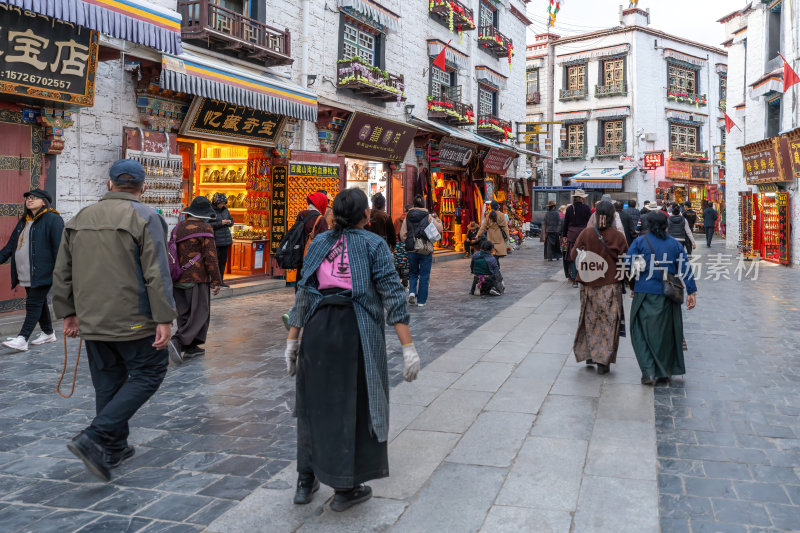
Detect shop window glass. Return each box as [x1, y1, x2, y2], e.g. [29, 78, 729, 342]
[568, 124, 585, 151]
[478, 86, 495, 115]
[527, 69, 539, 97]
[668, 64, 696, 95]
[568, 65, 585, 92]
[766, 98, 781, 138]
[604, 59, 624, 86]
[343, 23, 375, 65]
[670, 123, 698, 153]
[604, 120, 623, 149]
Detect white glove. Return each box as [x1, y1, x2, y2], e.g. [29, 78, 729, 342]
[285, 339, 300, 377]
[402, 344, 420, 382]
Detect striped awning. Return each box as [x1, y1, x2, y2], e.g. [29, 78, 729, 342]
[427, 39, 469, 69]
[570, 167, 635, 190]
[161, 51, 317, 122]
[337, 0, 399, 32]
[2, 0, 182, 54]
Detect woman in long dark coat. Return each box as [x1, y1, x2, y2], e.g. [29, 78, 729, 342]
[626, 211, 698, 385]
[542, 200, 562, 261]
[561, 190, 592, 286]
[285, 188, 420, 512]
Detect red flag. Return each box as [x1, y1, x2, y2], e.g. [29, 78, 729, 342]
[723, 112, 736, 134]
[433, 40, 451, 71]
[778, 52, 800, 92]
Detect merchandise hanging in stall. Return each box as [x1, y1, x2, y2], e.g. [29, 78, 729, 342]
[123, 129, 184, 224]
[428, 138, 476, 250]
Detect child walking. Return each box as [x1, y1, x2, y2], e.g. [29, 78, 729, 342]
[470, 240, 503, 296]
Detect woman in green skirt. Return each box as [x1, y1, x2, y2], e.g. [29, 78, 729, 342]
[626, 211, 697, 385]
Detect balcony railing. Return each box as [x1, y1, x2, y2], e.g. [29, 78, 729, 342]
[477, 114, 512, 140]
[478, 25, 512, 59]
[672, 149, 709, 162]
[428, 87, 474, 126]
[595, 144, 625, 157]
[527, 91, 541, 104]
[595, 83, 627, 97]
[178, 0, 291, 65]
[666, 90, 707, 106]
[559, 88, 586, 101]
[337, 57, 406, 102]
[558, 147, 586, 160]
[430, 0, 475, 32]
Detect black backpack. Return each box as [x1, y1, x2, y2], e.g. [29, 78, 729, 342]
[275, 214, 315, 270]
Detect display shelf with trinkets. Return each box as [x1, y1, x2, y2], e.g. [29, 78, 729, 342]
[760, 193, 781, 263]
[125, 151, 183, 222]
[245, 157, 272, 239]
[193, 142, 252, 224]
[738, 191, 755, 259]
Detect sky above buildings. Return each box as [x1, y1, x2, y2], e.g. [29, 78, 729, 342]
[525, 0, 746, 49]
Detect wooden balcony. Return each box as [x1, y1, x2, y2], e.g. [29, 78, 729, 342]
[595, 83, 627, 97]
[477, 114, 511, 140]
[428, 92, 474, 126]
[430, 0, 475, 32]
[595, 144, 625, 158]
[178, 0, 291, 66]
[527, 91, 541, 104]
[337, 57, 406, 102]
[478, 26, 512, 59]
[558, 147, 586, 160]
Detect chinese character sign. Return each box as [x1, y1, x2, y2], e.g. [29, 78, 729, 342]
[270, 164, 288, 254]
[740, 138, 785, 184]
[182, 98, 286, 147]
[0, 6, 98, 105]
[336, 112, 417, 161]
[643, 152, 664, 170]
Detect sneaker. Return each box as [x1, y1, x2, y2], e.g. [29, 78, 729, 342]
[408, 293, 417, 306]
[330, 484, 372, 512]
[168, 339, 184, 365]
[2, 336, 28, 352]
[104, 445, 135, 468]
[293, 476, 320, 505]
[29, 332, 57, 345]
[417, 303, 426, 308]
[184, 346, 206, 359]
[489, 288, 501, 296]
[67, 431, 111, 482]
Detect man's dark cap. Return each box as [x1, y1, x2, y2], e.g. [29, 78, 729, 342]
[109, 159, 146, 183]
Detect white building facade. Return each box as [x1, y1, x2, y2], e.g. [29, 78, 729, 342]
[720, 0, 800, 266]
[526, 32, 559, 187]
[547, 8, 727, 211]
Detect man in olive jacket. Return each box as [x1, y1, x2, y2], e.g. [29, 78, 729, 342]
[53, 159, 176, 482]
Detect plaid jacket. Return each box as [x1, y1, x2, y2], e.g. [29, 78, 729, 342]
[289, 228, 409, 442]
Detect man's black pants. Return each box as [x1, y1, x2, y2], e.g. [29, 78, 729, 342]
[705, 226, 714, 247]
[84, 336, 168, 452]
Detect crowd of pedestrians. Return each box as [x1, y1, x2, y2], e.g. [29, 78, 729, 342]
[0, 158, 712, 514]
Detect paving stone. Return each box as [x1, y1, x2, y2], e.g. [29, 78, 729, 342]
[701, 461, 752, 481]
[688, 521, 747, 533]
[0, 504, 52, 531]
[371, 429, 460, 500]
[75, 515, 152, 532]
[480, 506, 572, 532]
[447, 411, 535, 468]
[197, 475, 263, 500]
[510, 352, 566, 383]
[482, 341, 536, 364]
[485, 378, 550, 414]
[297, 497, 407, 532]
[660, 518, 690, 533]
[407, 388, 492, 433]
[154, 471, 224, 494]
[549, 365, 604, 397]
[711, 499, 772, 527]
[733, 481, 791, 504]
[392, 462, 506, 533]
[585, 434, 657, 481]
[683, 476, 736, 498]
[135, 494, 215, 522]
[45, 484, 120, 509]
[451, 362, 514, 392]
[658, 494, 714, 520]
[390, 371, 460, 406]
[387, 402, 424, 442]
[24, 509, 102, 532]
[765, 502, 800, 530]
[530, 394, 598, 440]
[572, 476, 659, 533]
[659, 474, 683, 495]
[91, 488, 162, 515]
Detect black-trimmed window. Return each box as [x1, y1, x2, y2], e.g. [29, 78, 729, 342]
[567, 64, 586, 92]
[478, 84, 498, 115]
[668, 64, 697, 95]
[567, 123, 585, 152]
[479, 1, 498, 29]
[719, 75, 727, 108]
[602, 120, 624, 150]
[430, 63, 457, 99]
[766, 96, 782, 138]
[603, 58, 624, 86]
[670, 123, 699, 153]
[338, 13, 385, 68]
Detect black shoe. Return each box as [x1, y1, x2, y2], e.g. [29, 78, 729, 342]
[597, 364, 610, 375]
[641, 376, 655, 385]
[572, 281, 579, 288]
[656, 377, 671, 384]
[67, 432, 111, 482]
[184, 346, 206, 359]
[330, 484, 372, 512]
[585, 358, 595, 365]
[293, 477, 320, 505]
[168, 339, 183, 365]
[220, 282, 230, 288]
[105, 445, 135, 468]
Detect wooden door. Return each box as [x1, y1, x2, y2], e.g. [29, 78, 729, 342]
[0, 107, 44, 313]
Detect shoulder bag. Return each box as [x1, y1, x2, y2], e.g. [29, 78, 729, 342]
[643, 235, 684, 305]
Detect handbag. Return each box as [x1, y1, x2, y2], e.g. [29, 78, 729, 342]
[424, 218, 442, 243]
[643, 235, 685, 305]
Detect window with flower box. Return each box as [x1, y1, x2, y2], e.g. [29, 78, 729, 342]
[527, 68, 540, 103]
[343, 23, 376, 65]
[596, 58, 626, 97]
[479, 85, 496, 116]
[431, 65, 453, 98]
[668, 64, 696, 95]
[560, 63, 586, 100]
[596, 120, 624, 157]
[479, 1, 498, 29]
[559, 123, 586, 159]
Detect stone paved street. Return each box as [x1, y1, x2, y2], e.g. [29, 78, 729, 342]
[1, 240, 799, 532]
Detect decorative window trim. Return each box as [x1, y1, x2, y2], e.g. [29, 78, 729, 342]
[557, 44, 630, 65]
[556, 110, 590, 122]
[475, 65, 508, 90]
[337, 0, 400, 32]
[427, 39, 470, 69]
[594, 106, 630, 120]
[663, 49, 706, 68]
[666, 108, 707, 124]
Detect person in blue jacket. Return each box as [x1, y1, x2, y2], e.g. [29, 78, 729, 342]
[626, 211, 697, 385]
[0, 189, 64, 352]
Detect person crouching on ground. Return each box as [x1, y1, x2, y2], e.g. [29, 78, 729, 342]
[470, 239, 503, 296]
[463, 221, 481, 258]
[168, 197, 222, 365]
[52, 159, 176, 482]
[0, 188, 64, 352]
[570, 201, 629, 375]
[285, 188, 420, 512]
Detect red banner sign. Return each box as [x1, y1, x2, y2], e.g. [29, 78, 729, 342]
[483, 148, 516, 175]
[644, 152, 664, 169]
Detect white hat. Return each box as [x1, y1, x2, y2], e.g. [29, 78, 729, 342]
[571, 189, 588, 198]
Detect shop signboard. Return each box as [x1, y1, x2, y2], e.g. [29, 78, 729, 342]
[289, 162, 340, 178]
[782, 129, 800, 180]
[690, 163, 710, 182]
[181, 97, 286, 147]
[0, 6, 99, 106]
[335, 112, 417, 161]
[438, 140, 474, 169]
[666, 160, 692, 181]
[739, 137, 787, 184]
[644, 151, 664, 169]
[270, 164, 288, 254]
[484, 148, 516, 175]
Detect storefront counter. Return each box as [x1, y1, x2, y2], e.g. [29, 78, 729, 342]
[230, 239, 269, 276]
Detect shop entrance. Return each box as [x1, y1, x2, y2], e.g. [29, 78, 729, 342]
[739, 190, 791, 265]
[345, 158, 388, 199]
